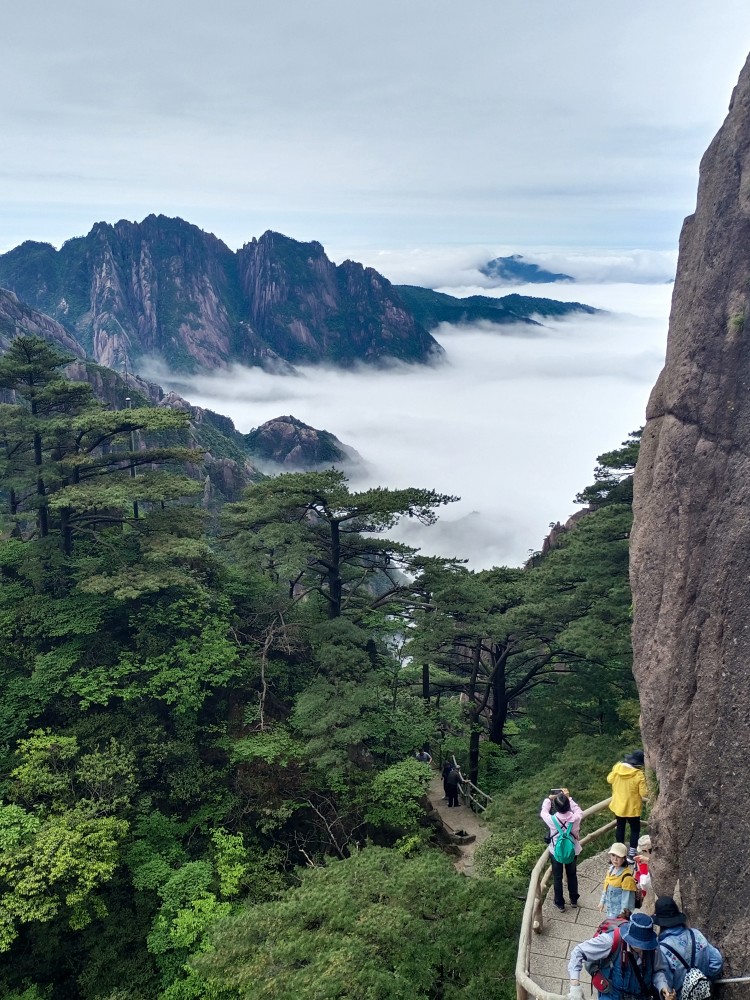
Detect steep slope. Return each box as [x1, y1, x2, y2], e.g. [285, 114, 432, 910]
[630, 52, 750, 969]
[237, 232, 439, 365]
[0, 289, 261, 499]
[0, 287, 86, 358]
[0, 217, 441, 373]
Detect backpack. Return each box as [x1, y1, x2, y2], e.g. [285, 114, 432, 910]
[661, 931, 713, 1000]
[551, 816, 576, 863]
[583, 917, 628, 977]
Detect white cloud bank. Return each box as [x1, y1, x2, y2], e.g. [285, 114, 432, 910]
[339, 247, 678, 290]
[156, 282, 671, 569]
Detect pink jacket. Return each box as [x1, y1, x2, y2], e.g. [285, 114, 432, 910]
[540, 797, 584, 857]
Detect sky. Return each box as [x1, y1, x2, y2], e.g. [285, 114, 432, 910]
[2, 2, 750, 254]
[2, 4, 749, 563]
[154, 281, 672, 568]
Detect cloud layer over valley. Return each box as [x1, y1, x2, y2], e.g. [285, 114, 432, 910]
[154, 282, 671, 568]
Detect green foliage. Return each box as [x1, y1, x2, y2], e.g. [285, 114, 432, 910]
[364, 758, 431, 833]
[0, 385, 645, 1000]
[0, 805, 127, 950]
[195, 848, 518, 1000]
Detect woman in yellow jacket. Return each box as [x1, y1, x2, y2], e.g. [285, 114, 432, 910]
[607, 749, 648, 862]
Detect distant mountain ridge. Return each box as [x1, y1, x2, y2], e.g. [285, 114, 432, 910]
[0, 216, 441, 374]
[395, 285, 597, 330]
[480, 254, 574, 284]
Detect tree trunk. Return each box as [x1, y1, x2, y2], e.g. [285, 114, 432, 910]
[469, 728, 480, 789]
[489, 644, 511, 745]
[328, 518, 342, 618]
[422, 661, 430, 704]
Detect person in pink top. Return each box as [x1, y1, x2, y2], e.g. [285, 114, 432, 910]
[540, 789, 584, 912]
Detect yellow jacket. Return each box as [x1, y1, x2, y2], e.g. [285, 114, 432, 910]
[607, 762, 648, 817]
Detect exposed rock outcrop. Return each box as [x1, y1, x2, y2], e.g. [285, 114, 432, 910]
[631, 53, 750, 973]
[0, 217, 441, 373]
[244, 414, 361, 471]
[0, 287, 86, 358]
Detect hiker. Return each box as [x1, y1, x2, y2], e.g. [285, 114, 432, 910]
[540, 790, 583, 912]
[445, 764, 462, 808]
[654, 896, 723, 995]
[569, 911, 670, 1000]
[600, 842, 638, 917]
[634, 835, 653, 912]
[415, 748, 432, 764]
[607, 749, 649, 862]
[441, 759, 453, 798]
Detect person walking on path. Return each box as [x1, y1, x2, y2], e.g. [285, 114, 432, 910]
[599, 842, 637, 917]
[608, 749, 649, 861]
[540, 790, 583, 912]
[445, 764, 462, 808]
[653, 896, 723, 995]
[568, 911, 670, 1000]
[441, 759, 453, 799]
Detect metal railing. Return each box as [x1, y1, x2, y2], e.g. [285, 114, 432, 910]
[515, 796, 617, 1000]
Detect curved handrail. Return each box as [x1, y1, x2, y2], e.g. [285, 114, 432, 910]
[450, 754, 493, 812]
[515, 796, 618, 1000]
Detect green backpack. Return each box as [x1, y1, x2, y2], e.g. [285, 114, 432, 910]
[551, 816, 576, 863]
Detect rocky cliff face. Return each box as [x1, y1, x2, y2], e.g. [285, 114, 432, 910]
[0, 287, 86, 358]
[631, 53, 750, 973]
[0, 217, 440, 373]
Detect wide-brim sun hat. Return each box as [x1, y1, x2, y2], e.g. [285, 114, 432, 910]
[653, 896, 688, 928]
[621, 912, 659, 950]
[608, 842, 628, 858]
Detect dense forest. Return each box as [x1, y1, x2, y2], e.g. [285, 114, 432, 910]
[0, 337, 641, 1000]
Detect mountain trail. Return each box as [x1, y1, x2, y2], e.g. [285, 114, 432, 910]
[427, 771, 491, 876]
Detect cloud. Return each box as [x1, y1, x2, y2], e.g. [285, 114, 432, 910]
[155, 281, 671, 568]
[342, 247, 678, 289]
[2, 2, 750, 251]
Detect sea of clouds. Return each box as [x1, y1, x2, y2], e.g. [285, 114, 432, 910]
[154, 264, 673, 570]
[335, 246, 678, 290]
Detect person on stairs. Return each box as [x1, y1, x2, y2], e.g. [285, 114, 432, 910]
[540, 790, 583, 912]
[569, 911, 670, 1000]
[607, 749, 649, 863]
[600, 842, 638, 917]
[654, 896, 723, 996]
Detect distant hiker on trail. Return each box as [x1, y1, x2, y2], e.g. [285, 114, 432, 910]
[415, 748, 432, 764]
[608, 749, 649, 861]
[600, 842, 637, 918]
[540, 789, 583, 913]
[441, 759, 453, 798]
[445, 764, 462, 808]
[568, 911, 670, 1000]
[653, 896, 723, 997]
